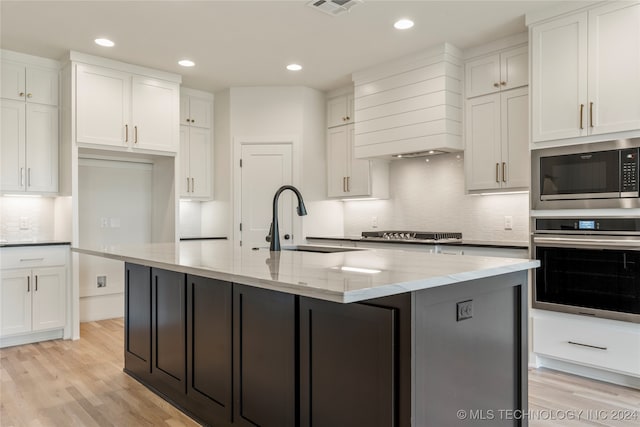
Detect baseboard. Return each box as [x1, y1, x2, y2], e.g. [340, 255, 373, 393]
[1, 329, 64, 348]
[80, 293, 124, 322]
[536, 355, 640, 389]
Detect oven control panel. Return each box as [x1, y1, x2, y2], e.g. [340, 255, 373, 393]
[621, 148, 639, 194]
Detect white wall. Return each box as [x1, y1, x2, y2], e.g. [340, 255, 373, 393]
[77, 158, 153, 321]
[343, 152, 529, 243]
[179, 200, 202, 238]
[203, 86, 344, 242]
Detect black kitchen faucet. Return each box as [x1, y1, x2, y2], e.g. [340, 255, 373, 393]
[266, 185, 307, 251]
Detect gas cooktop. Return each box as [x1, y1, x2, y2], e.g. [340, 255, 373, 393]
[361, 231, 463, 243]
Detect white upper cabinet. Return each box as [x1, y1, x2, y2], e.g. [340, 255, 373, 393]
[327, 124, 388, 199]
[587, 1, 640, 135]
[1, 52, 59, 194]
[465, 45, 528, 98]
[74, 58, 180, 153]
[180, 93, 212, 129]
[466, 87, 529, 191]
[179, 89, 213, 199]
[327, 94, 353, 128]
[76, 64, 131, 148]
[531, 1, 640, 143]
[1, 60, 58, 105]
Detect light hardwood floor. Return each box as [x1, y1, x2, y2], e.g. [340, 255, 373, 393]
[1, 318, 639, 426]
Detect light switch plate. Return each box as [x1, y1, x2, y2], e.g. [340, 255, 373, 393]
[504, 216, 513, 230]
[19, 217, 29, 230]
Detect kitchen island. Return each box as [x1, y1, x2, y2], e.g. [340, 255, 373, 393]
[75, 240, 539, 427]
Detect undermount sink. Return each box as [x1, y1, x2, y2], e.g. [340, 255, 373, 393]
[281, 245, 364, 253]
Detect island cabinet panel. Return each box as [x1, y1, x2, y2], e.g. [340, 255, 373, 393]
[185, 275, 232, 426]
[413, 272, 527, 427]
[150, 268, 186, 402]
[299, 297, 397, 427]
[124, 263, 152, 382]
[233, 284, 296, 427]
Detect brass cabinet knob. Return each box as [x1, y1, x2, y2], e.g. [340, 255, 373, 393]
[346, 116, 350, 120]
[500, 81, 506, 86]
[27, 93, 32, 98]
[19, 92, 25, 97]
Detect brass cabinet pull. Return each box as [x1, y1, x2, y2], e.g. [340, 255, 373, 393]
[125, 124, 129, 142]
[343, 177, 347, 192]
[134, 126, 138, 143]
[27, 276, 30, 292]
[589, 102, 594, 128]
[35, 275, 38, 291]
[186, 177, 190, 192]
[20, 167, 24, 186]
[502, 162, 507, 183]
[346, 176, 350, 192]
[579, 104, 584, 129]
[191, 177, 195, 192]
[27, 168, 31, 187]
[495, 163, 500, 183]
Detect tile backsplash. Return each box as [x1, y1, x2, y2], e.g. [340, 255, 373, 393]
[0, 196, 55, 242]
[343, 153, 530, 243]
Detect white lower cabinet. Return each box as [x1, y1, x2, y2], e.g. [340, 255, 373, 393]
[533, 312, 640, 378]
[0, 246, 68, 346]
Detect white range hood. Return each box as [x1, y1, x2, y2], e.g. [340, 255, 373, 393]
[352, 43, 463, 159]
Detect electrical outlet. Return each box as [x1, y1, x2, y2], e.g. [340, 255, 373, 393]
[97, 276, 107, 288]
[371, 216, 378, 228]
[504, 216, 513, 230]
[19, 217, 29, 230]
[110, 217, 121, 228]
[456, 300, 473, 321]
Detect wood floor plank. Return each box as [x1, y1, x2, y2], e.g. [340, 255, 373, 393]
[1, 318, 639, 426]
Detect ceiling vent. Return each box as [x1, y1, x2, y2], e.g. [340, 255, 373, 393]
[307, 0, 362, 16]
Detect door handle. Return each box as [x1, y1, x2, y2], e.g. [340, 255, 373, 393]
[191, 178, 194, 192]
[495, 163, 500, 183]
[502, 162, 506, 183]
[27, 168, 31, 187]
[134, 126, 138, 144]
[125, 124, 129, 142]
[27, 276, 30, 292]
[579, 104, 584, 129]
[35, 275, 38, 291]
[343, 177, 347, 192]
[589, 102, 594, 128]
[186, 177, 190, 192]
[20, 167, 24, 186]
[346, 176, 350, 192]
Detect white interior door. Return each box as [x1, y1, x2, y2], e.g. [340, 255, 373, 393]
[240, 144, 293, 248]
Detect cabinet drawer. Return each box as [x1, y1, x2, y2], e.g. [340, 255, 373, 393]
[1, 246, 68, 269]
[533, 315, 640, 376]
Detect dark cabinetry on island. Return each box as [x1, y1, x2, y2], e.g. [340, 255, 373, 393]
[124, 262, 527, 427]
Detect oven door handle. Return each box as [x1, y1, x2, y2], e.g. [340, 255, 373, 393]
[533, 236, 640, 250]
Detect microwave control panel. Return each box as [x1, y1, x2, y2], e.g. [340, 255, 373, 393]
[621, 148, 639, 193]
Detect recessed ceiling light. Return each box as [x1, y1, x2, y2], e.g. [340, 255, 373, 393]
[394, 19, 414, 30]
[286, 63, 302, 71]
[178, 59, 195, 67]
[94, 38, 115, 47]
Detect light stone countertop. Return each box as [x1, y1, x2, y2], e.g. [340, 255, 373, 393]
[73, 240, 539, 303]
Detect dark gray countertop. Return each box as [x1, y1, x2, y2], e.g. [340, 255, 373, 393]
[306, 236, 528, 250]
[0, 240, 72, 248]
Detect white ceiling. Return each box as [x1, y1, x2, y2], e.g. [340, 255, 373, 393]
[1, 1, 571, 93]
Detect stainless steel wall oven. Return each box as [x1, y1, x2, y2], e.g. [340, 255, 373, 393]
[533, 218, 640, 323]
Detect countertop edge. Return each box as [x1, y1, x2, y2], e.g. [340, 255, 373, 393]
[1, 241, 72, 248]
[73, 246, 539, 303]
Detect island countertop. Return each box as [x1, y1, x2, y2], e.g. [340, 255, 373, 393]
[73, 240, 539, 303]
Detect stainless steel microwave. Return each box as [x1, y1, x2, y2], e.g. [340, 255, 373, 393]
[532, 138, 640, 210]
